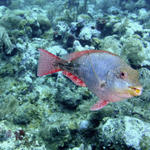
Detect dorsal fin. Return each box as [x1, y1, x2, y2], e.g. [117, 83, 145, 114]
[67, 50, 117, 61]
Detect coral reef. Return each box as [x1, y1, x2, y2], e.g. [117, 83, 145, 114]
[0, 0, 150, 149]
[99, 116, 150, 150]
[0, 0, 11, 6]
[0, 26, 14, 55]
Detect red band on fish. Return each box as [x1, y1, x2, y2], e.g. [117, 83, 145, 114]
[68, 50, 117, 61]
[90, 100, 109, 111]
[63, 71, 86, 87]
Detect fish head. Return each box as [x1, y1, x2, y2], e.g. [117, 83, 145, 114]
[107, 64, 142, 99]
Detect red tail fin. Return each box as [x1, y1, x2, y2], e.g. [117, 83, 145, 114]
[37, 49, 62, 76]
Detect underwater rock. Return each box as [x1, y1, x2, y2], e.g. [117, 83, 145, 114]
[140, 135, 150, 150]
[0, 120, 46, 149]
[121, 36, 146, 66]
[0, 6, 7, 18]
[99, 116, 150, 150]
[0, 26, 14, 55]
[100, 36, 122, 55]
[138, 8, 150, 22]
[53, 31, 63, 41]
[13, 103, 38, 125]
[0, 10, 23, 30]
[91, 38, 101, 49]
[79, 120, 90, 130]
[107, 6, 120, 15]
[121, 1, 136, 10]
[73, 39, 95, 51]
[46, 45, 67, 56]
[113, 18, 129, 35]
[96, 0, 120, 11]
[96, 17, 107, 31]
[66, 34, 75, 48]
[55, 75, 91, 110]
[79, 25, 100, 41]
[71, 144, 92, 150]
[0, 0, 11, 6]
[0, 0, 150, 149]
[53, 21, 70, 43]
[56, 21, 69, 34]
[96, 16, 114, 37]
[70, 22, 84, 37]
[39, 113, 72, 149]
[37, 15, 51, 32]
[125, 20, 144, 36]
[134, 68, 150, 118]
[121, 0, 147, 10]
[73, 40, 85, 51]
[0, 121, 15, 149]
[77, 14, 93, 23]
[135, 0, 147, 9]
[0, 8, 50, 38]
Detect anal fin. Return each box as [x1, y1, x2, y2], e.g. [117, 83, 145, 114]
[63, 71, 86, 87]
[90, 100, 109, 111]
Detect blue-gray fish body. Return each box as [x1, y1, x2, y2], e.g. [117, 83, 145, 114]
[37, 49, 142, 110]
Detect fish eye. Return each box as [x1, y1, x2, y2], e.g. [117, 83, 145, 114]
[120, 71, 127, 79]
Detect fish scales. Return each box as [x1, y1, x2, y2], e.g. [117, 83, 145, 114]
[71, 53, 123, 98]
[37, 49, 142, 111]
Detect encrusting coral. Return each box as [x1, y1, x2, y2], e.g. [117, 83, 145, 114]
[0, 0, 150, 149]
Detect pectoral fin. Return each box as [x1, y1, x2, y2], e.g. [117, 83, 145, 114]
[90, 100, 109, 111]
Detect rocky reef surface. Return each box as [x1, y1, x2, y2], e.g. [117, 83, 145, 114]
[0, 0, 150, 149]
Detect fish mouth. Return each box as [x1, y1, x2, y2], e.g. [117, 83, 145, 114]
[128, 86, 142, 96]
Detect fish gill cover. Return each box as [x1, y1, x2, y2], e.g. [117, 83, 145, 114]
[0, 0, 150, 150]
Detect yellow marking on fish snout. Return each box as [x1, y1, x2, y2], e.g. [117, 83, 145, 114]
[128, 86, 142, 96]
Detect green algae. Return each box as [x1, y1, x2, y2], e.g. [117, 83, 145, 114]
[40, 114, 72, 149]
[122, 36, 145, 66]
[98, 116, 150, 150]
[0, 1, 150, 149]
[100, 36, 122, 55]
[0, 9, 51, 39]
[92, 38, 102, 49]
[0, 51, 148, 149]
[0, 26, 14, 55]
[140, 136, 150, 150]
[13, 103, 40, 125]
[37, 16, 51, 32]
[0, 94, 18, 121]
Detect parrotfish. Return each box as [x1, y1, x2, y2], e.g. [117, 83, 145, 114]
[37, 49, 142, 111]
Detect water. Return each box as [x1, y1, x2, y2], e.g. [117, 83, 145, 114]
[0, 0, 150, 149]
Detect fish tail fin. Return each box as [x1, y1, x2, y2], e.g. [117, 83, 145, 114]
[37, 49, 64, 76]
[37, 49, 87, 87]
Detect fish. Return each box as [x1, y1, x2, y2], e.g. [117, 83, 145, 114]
[37, 49, 142, 111]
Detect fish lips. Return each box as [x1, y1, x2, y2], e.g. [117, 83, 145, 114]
[128, 86, 142, 96]
[114, 85, 142, 99]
